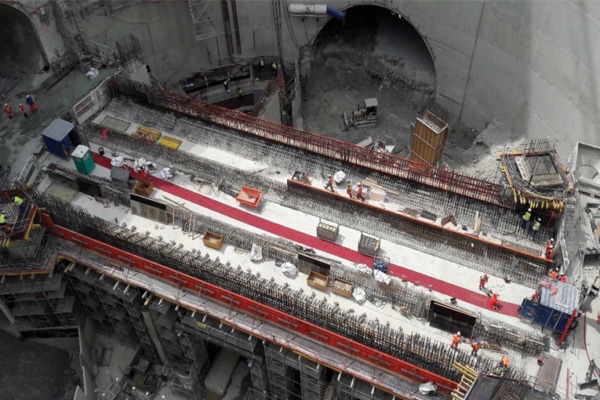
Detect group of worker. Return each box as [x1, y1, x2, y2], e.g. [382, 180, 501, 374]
[450, 331, 510, 369]
[4, 96, 37, 121]
[521, 208, 543, 240]
[0, 196, 25, 232]
[324, 175, 366, 201]
[478, 274, 501, 310]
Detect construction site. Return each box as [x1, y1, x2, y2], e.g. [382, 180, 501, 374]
[1, 1, 600, 400]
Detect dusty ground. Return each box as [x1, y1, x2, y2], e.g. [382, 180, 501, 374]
[299, 5, 519, 182]
[0, 330, 77, 400]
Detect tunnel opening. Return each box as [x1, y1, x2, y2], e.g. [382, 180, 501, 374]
[0, 4, 48, 94]
[300, 5, 437, 156]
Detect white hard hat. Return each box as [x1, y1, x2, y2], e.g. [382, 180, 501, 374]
[457, 331, 461, 336]
[528, 208, 532, 211]
[550, 238, 554, 242]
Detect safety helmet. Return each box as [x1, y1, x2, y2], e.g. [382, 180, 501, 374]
[528, 208, 531, 211]
[457, 331, 461, 336]
[550, 238, 554, 242]
[19, 103, 22, 106]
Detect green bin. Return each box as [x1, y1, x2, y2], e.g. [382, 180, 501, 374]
[71, 145, 96, 175]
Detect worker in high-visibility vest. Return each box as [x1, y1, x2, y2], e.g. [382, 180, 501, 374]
[324, 175, 334, 192]
[0, 211, 9, 232]
[479, 274, 489, 290]
[346, 181, 353, 198]
[450, 331, 461, 350]
[471, 339, 482, 357]
[13, 195, 24, 214]
[545, 238, 554, 254]
[489, 291, 499, 310]
[272, 62, 277, 75]
[545, 245, 555, 260]
[223, 79, 231, 93]
[357, 183, 365, 201]
[521, 208, 532, 229]
[259, 58, 265, 70]
[500, 354, 510, 368]
[531, 218, 542, 240]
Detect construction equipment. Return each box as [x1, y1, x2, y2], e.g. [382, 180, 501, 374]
[341, 98, 378, 131]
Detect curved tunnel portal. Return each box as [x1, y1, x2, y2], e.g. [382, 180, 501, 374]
[0, 4, 47, 93]
[300, 5, 437, 155]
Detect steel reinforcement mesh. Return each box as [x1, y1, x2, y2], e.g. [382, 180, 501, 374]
[34, 195, 538, 385]
[90, 99, 548, 289]
[107, 76, 511, 206]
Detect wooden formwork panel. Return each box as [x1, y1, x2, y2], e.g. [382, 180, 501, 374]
[410, 111, 449, 166]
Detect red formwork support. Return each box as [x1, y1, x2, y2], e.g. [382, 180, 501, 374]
[111, 78, 508, 208]
[44, 215, 457, 395]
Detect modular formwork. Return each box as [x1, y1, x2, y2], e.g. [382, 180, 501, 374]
[109, 77, 508, 207]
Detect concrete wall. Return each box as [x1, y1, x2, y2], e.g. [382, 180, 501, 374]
[27, 0, 600, 157]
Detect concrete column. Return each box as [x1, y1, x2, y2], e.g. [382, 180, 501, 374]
[141, 308, 168, 364]
[0, 297, 15, 324]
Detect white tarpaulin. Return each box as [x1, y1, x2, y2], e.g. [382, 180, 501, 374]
[86, 67, 99, 79]
[281, 262, 298, 278]
[110, 156, 125, 167]
[160, 167, 173, 180]
[352, 287, 366, 304]
[250, 244, 262, 261]
[374, 270, 391, 285]
[356, 263, 372, 275]
[333, 170, 346, 184]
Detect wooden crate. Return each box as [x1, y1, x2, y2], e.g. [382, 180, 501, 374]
[202, 231, 224, 250]
[331, 278, 353, 298]
[410, 110, 449, 166]
[133, 179, 153, 196]
[307, 270, 328, 291]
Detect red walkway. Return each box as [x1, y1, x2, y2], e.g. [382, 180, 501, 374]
[93, 153, 520, 317]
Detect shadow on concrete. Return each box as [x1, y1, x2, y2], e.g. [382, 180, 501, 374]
[0, 329, 74, 400]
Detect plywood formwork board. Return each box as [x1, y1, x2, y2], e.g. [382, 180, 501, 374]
[410, 111, 449, 166]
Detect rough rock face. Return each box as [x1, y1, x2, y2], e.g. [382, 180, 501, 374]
[299, 6, 437, 155]
[299, 5, 515, 180]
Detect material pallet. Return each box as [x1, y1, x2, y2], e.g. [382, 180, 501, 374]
[331, 278, 353, 298]
[133, 179, 153, 196]
[158, 136, 182, 150]
[236, 186, 263, 209]
[317, 221, 338, 242]
[203, 231, 224, 250]
[307, 271, 328, 291]
[358, 233, 379, 257]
